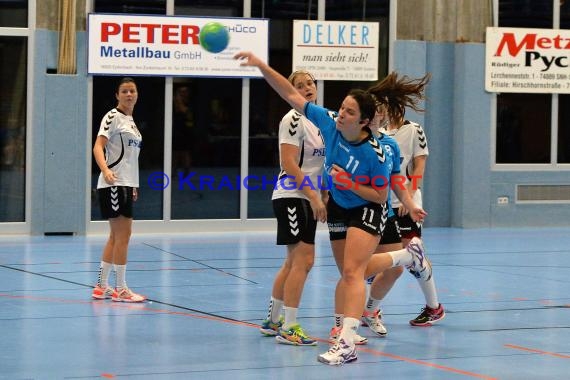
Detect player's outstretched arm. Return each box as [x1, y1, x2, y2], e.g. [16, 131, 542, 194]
[234, 51, 307, 114]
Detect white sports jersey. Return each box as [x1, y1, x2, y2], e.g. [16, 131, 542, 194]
[380, 120, 428, 208]
[96, 108, 142, 189]
[272, 109, 326, 200]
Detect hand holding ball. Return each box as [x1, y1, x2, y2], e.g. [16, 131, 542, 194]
[199, 22, 230, 53]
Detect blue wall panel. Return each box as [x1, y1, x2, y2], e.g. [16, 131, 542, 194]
[393, 41, 455, 227]
[451, 43, 492, 227]
[32, 30, 88, 234]
[28, 33, 569, 232]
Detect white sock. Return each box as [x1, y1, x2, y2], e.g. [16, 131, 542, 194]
[268, 297, 284, 323]
[97, 261, 113, 288]
[339, 317, 360, 345]
[114, 264, 127, 289]
[418, 277, 439, 309]
[282, 306, 298, 330]
[388, 248, 412, 267]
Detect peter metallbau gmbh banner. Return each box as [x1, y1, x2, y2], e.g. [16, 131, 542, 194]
[486, 27, 570, 94]
[88, 14, 268, 78]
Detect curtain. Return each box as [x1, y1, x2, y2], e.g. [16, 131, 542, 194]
[57, 0, 76, 74]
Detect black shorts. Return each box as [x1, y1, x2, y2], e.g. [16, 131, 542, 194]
[327, 196, 388, 241]
[379, 215, 402, 245]
[97, 186, 134, 219]
[394, 208, 422, 239]
[273, 198, 317, 245]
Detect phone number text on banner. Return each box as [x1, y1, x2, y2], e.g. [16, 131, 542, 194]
[88, 14, 268, 78]
[486, 27, 570, 94]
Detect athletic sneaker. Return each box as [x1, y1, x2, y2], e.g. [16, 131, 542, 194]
[112, 287, 146, 303]
[329, 326, 368, 345]
[275, 324, 317, 346]
[317, 338, 357, 366]
[406, 237, 432, 281]
[91, 285, 116, 300]
[361, 309, 387, 337]
[260, 316, 283, 336]
[410, 304, 445, 326]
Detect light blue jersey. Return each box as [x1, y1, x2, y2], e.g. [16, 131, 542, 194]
[377, 133, 401, 218]
[304, 102, 390, 209]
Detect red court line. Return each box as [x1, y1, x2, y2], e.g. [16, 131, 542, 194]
[0, 293, 496, 378]
[0, 293, 94, 305]
[354, 345, 498, 379]
[505, 344, 570, 359]
[0, 293, 258, 328]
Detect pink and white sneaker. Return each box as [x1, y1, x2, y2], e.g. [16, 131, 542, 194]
[112, 287, 146, 303]
[92, 285, 117, 300]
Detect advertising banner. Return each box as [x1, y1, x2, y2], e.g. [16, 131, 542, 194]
[292, 20, 380, 81]
[486, 27, 570, 93]
[88, 14, 268, 77]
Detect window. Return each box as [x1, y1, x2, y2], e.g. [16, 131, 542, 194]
[0, 0, 28, 223]
[496, 94, 551, 163]
[93, 0, 166, 14]
[324, 0, 390, 113]
[0, 37, 27, 222]
[91, 76, 166, 221]
[558, 1, 570, 163]
[171, 1, 243, 219]
[0, 0, 27, 27]
[170, 78, 243, 219]
[91, 1, 166, 221]
[559, 94, 570, 163]
[91, 0, 245, 221]
[249, 1, 306, 218]
[499, 0, 553, 28]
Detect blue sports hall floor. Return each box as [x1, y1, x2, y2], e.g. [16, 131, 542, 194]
[1, 227, 569, 379]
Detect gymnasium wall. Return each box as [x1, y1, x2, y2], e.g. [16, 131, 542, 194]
[29, 31, 570, 233]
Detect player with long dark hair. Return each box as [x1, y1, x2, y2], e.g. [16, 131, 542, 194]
[363, 72, 444, 332]
[235, 52, 431, 366]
